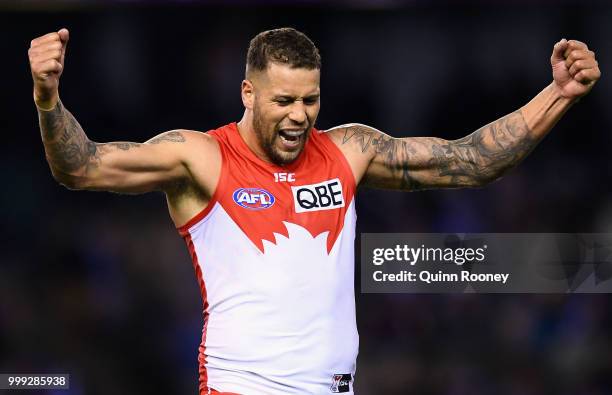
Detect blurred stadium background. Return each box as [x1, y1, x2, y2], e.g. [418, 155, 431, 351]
[1, 0, 611, 394]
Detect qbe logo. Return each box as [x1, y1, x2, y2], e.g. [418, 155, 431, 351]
[291, 178, 345, 213]
[330, 373, 352, 393]
[232, 188, 275, 210]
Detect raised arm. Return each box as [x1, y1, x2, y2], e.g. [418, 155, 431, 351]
[30, 29, 216, 194]
[329, 39, 600, 190]
[38, 100, 199, 192]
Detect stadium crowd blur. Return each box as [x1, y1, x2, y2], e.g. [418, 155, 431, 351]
[1, 1, 611, 394]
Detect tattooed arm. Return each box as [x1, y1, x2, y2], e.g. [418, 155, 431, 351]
[30, 29, 217, 195]
[328, 39, 600, 190]
[332, 105, 548, 190]
[38, 100, 205, 193]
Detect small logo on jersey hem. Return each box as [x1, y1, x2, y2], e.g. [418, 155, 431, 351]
[330, 373, 352, 393]
[232, 188, 275, 210]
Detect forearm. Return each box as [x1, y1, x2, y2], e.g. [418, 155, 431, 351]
[444, 83, 575, 185]
[38, 99, 96, 182]
[361, 39, 598, 191]
[520, 82, 576, 139]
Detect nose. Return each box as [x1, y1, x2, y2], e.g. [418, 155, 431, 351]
[288, 102, 307, 124]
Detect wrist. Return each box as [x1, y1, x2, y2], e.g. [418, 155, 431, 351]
[34, 90, 60, 112]
[520, 82, 576, 137]
[549, 81, 580, 105]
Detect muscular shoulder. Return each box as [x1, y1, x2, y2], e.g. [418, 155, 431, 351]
[322, 123, 389, 184]
[164, 129, 222, 223]
[156, 128, 220, 189]
[159, 129, 220, 164]
[324, 123, 390, 157]
[164, 129, 218, 150]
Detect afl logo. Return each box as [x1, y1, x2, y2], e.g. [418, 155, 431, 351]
[233, 188, 276, 210]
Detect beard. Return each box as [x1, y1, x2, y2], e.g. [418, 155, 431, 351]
[252, 103, 313, 166]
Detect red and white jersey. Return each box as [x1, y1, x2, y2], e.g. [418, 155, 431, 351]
[178, 123, 359, 395]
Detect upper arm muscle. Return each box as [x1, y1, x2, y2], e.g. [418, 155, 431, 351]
[326, 124, 430, 190]
[327, 124, 479, 191]
[74, 130, 205, 194]
[328, 111, 533, 191]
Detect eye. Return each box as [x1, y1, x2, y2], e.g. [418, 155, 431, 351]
[274, 96, 293, 106]
[303, 96, 319, 105]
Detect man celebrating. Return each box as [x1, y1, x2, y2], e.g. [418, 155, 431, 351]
[29, 27, 599, 394]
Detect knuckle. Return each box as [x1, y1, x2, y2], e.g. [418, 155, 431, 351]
[45, 42, 59, 51]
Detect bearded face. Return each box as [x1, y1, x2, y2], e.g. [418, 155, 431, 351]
[245, 63, 321, 166]
[252, 99, 314, 165]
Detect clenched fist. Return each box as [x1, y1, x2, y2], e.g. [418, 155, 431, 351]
[29, 28, 69, 110]
[551, 39, 600, 100]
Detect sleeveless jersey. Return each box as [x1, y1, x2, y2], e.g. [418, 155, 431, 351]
[177, 123, 359, 395]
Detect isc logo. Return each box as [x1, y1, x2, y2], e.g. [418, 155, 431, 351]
[232, 188, 275, 210]
[291, 178, 345, 213]
[274, 172, 295, 182]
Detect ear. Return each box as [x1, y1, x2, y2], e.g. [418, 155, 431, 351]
[241, 79, 254, 110]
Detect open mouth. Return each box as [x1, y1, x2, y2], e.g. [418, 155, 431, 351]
[278, 129, 305, 148]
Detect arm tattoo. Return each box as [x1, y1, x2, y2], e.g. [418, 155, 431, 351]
[341, 125, 424, 190]
[39, 101, 186, 178]
[148, 131, 186, 144]
[340, 111, 533, 190]
[107, 142, 141, 150]
[39, 101, 97, 173]
[429, 111, 534, 186]
[341, 127, 375, 153]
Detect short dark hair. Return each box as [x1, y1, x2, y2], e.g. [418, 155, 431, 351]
[246, 27, 321, 74]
